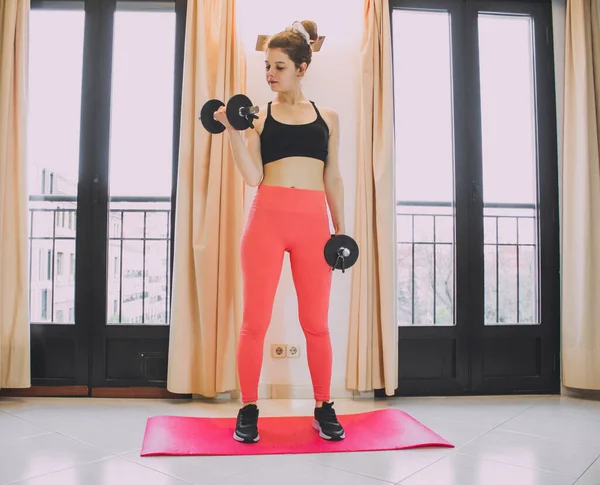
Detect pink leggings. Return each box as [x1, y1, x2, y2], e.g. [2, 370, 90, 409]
[237, 184, 333, 403]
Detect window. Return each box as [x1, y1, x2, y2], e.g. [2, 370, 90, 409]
[70, 253, 75, 278]
[41, 289, 48, 320]
[393, 5, 550, 328]
[390, 0, 559, 395]
[478, 14, 538, 325]
[28, 8, 83, 325]
[38, 249, 43, 281]
[106, 4, 175, 325]
[57, 252, 64, 275]
[26, 0, 183, 388]
[393, 10, 455, 326]
[47, 250, 52, 280]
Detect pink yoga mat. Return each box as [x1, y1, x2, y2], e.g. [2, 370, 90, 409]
[141, 408, 453, 456]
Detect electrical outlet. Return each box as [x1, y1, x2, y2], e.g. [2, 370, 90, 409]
[271, 344, 287, 358]
[287, 345, 300, 358]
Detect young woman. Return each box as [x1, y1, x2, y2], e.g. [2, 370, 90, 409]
[213, 20, 346, 444]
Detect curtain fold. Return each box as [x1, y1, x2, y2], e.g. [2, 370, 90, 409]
[0, 0, 31, 390]
[167, 0, 246, 396]
[346, 0, 398, 396]
[561, 0, 600, 390]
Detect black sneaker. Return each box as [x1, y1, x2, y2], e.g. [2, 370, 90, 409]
[233, 404, 260, 443]
[313, 401, 345, 441]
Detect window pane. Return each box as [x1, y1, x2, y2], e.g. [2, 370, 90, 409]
[108, 8, 175, 197]
[107, 6, 175, 325]
[393, 10, 455, 326]
[28, 9, 84, 325]
[478, 14, 539, 325]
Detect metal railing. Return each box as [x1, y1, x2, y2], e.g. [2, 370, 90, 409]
[28, 195, 171, 325]
[396, 201, 538, 326]
[28, 196, 537, 327]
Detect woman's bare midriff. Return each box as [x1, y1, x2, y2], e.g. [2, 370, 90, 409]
[261, 157, 325, 191]
[252, 102, 328, 191]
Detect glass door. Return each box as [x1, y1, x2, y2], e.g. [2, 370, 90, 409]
[389, 0, 560, 396]
[392, 1, 471, 394]
[467, 0, 560, 394]
[27, 2, 88, 391]
[26, 0, 186, 395]
[89, 0, 181, 392]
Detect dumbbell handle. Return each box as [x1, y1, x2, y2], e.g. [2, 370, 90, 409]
[238, 105, 260, 129]
[239, 105, 260, 117]
[338, 247, 351, 258]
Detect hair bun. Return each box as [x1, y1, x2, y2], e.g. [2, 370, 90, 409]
[300, 20, 318, 42]
[286, 20, 318, 44]
[286, 22, 310, 45]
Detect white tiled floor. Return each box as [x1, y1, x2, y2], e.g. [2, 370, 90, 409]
[0, 395, 599, 484]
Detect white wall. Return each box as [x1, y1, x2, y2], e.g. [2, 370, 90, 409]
[232, 0, 568, 400]
[236, 0, 365, 398]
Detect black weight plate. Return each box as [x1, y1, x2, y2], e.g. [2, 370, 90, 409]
[200, 99, 226, 134]
[324, 234, 359, 271]
[227, 94, 253, 131]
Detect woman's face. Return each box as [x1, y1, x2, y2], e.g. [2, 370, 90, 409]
[264, 48, 306, 92]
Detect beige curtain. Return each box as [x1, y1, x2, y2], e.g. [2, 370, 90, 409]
[346, 0, 398, 396]
[561, 0, 600, 391]
[167, 0, 246, 396]
[0, 0, 30, 389]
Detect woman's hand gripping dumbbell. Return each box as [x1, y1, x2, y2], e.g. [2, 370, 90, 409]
[199, 94, 260, 134]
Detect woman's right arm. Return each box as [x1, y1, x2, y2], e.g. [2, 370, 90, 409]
[213, 105, 264, 187]
[227, 128, 264, 187]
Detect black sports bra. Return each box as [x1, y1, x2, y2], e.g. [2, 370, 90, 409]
[260, 101, 329, 165]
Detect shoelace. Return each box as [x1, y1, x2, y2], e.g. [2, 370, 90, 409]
[319, 405, 338, 422]
[239, 407, 257, 426]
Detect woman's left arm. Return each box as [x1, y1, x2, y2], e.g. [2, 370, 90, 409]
[323, 110, 345, 235]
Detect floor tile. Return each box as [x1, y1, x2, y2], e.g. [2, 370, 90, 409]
[0, 432, 111, 484]
[459, 428, 600, 477]
[305, 448, 449, 483]
[0, 412, 52, 444]
[399, 453, 577, 485]
[527, 397, 600, 423]
[576, 457, 600, 485]
[7, 456, 192, 485]
[122, 451, 311, 483]
[217, 458, 394, 485]
[389, 395, 547, 428]
[498, 406, 600, 444]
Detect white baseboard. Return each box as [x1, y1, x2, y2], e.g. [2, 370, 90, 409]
[256, 384, 369, 400]
[352, 390, 375, 399]
[192, 384, 269, 402]
[192, 386, 374, 401]
[269, 384, 354, 399]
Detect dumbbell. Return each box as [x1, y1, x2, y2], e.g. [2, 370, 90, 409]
[199, 94, 260, 134]
[324, 234, 359, 273]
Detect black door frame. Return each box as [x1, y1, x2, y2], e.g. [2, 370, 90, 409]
[26, 0, 187, 394]
[84, 0, 186, 390]
[466, 0, 560, 394]
[382, 0, 560, 397]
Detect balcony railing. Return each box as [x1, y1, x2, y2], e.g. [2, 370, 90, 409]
[28, 195, 171, 325]
[28, 196, 537, 328]
[396, 201, 538, 326]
